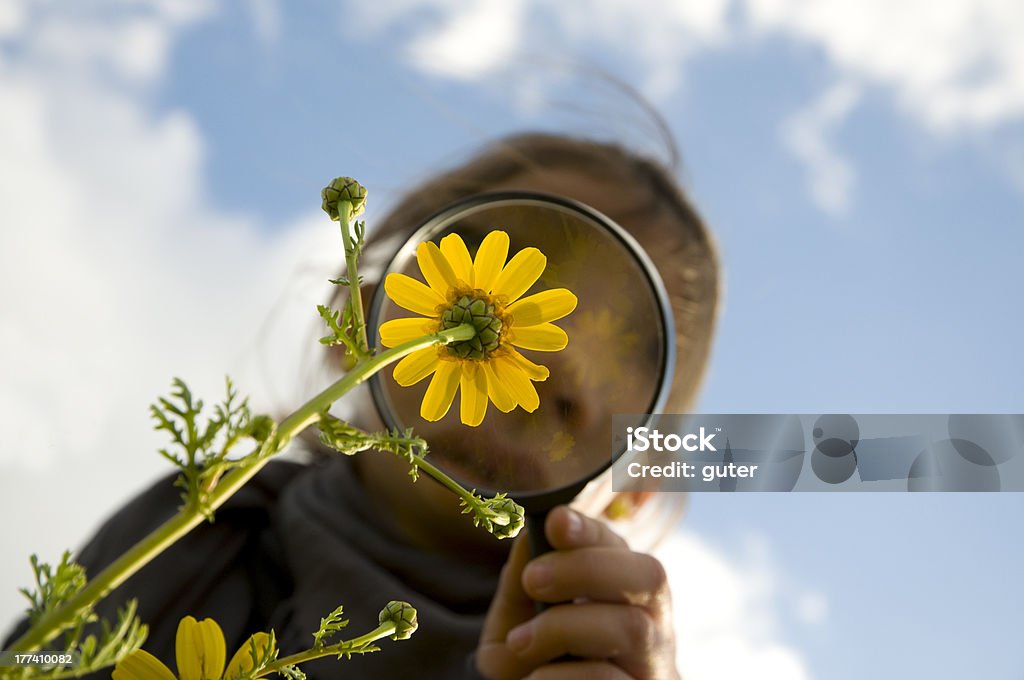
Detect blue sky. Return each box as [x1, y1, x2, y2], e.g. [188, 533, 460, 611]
[1, 1, 1022, 677]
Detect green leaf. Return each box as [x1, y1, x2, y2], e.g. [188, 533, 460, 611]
[312, 605, 348, 649]
[149, 377, 274, 515]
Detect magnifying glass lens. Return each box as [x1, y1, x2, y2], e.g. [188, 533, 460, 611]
[369, 193, 674, 503]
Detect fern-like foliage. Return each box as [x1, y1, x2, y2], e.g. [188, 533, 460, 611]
[223, 631, 278, 680]
[150, 377, 274, 517]
[56, 601, 147, 679]
[315, 304, 358, 357]
[6, 555, 147, 680]
[18, 553, 85, 628]
[319, 217, 369, 364]
[318, 416, 427, 481]
[311, 605, 348, 649]
[316, 416, 523, 538]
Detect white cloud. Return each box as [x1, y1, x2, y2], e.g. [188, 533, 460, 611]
[347, 0, 732, 98]
[346, 0, 1024, 215]
[751, 0, 1024, 214]
[654, 530, 815, 680]
[0, 0, 27, 37]
[349, 0, 1024, 133]
[746, 0, 1024, 132]
[17, 1, 214, 85]
[781, 81, 861, 216]
[406, 0, 527, 81]
[0, 1, 341, 627]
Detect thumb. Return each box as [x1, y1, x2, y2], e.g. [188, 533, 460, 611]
[476, 531, 536, 678]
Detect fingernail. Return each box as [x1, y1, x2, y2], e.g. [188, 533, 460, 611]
[564, 507, 583, 542]
[506, 621, 533, 652]
[525, 562, 552, 591]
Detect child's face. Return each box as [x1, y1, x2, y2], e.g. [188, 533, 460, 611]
[374, 167, 691, 496]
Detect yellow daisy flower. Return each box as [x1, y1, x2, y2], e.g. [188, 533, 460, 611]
[380, 230, 577, 427]
[112, 615, 274, 680]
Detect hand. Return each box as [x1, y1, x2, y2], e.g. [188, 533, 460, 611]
[476, 506, 680, 679]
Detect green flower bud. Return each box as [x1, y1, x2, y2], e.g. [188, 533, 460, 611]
[378, 600, 418, 641]
[321, 177, 367, 221]
[487, 495, 525, 540]
[441, 295, 504, 360]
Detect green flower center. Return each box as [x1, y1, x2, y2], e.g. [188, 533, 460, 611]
[441, 295, 504, 360]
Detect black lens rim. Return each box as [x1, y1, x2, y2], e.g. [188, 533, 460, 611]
[366, 190, 676, 511]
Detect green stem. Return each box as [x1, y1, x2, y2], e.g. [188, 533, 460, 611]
[407, 451, 508, 526]
[8, 324, 476, 654]
[337, 202, 369, 356]
[259, 623, 396, 677]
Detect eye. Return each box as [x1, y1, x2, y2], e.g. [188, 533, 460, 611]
[555, 396, 584, 428]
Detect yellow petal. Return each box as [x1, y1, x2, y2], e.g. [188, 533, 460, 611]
[508, 323, 568, 351]
[384, 273, 445, 317]
[176, 616, 226, 680]
[224, 632, 275, 680]
[393, 347, 440, 386]
[421, 360, 461, 421]
[459, 362, 489, 426]
[472, 230, 510, 292]
[379, 317, 435, 348]
[416, 241, 458, 295]
[508, 350, 551, 381]
[483, 361, 517, 413]
[508, 288, 578, 326]
[440, 233, 474, 285]
[491, 247, 546, 302]
[112, 650, 177, 680]
[493, 356, 540, 412]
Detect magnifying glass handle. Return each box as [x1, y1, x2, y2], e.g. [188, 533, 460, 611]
[525, 511, 580, 664]
[526, 510, 555, 560]
[525, 511, 559, 616]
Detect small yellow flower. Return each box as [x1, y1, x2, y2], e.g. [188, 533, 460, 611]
[112, 615, 274, 680]
[380, 230, 577, 426]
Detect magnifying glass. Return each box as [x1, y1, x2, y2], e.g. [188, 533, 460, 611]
[367, 191, 675, 556]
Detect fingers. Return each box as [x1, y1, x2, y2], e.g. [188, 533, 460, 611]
[481, 534, 534, 642]
[505, 602, 665, 677]
[533, 507, 668, 608]
[523, 546, 669, 607]
[525, 660, 632, 680]
[477, 536, 537, 679]
[477, 507, 679, 680]
[545, 506, 628, 551]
